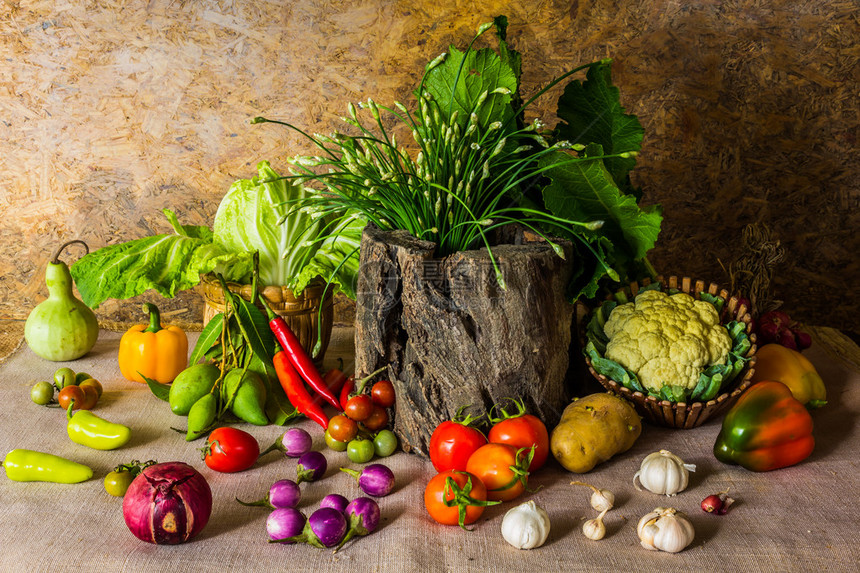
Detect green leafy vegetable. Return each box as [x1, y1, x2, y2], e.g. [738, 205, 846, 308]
[70, 209, 215, 308]
[70, 162, 361, 308]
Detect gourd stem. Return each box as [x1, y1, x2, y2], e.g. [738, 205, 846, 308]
[51, 240, 89, 265]
[142, 303, 162, 333]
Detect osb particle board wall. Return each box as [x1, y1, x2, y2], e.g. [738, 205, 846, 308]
[1, 0, 857, 331]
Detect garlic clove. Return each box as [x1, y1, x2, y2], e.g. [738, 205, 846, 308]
[582, 508, 608, 540]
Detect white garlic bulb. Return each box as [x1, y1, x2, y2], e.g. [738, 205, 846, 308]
[637, 507, 695, 553]
[633, 450, 696, 496]
[500, 500, 551, 550]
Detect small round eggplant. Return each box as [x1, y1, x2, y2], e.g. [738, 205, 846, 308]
[336, 497, 381, 551]
[296, 451, 328, 485]
[340, 463, 395, 497]
[320, 493, 350, 513]
[237, 479, 301, 510]
[267, 507, 306, 543]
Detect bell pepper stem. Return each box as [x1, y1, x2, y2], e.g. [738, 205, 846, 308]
[142, 302, 162, 333]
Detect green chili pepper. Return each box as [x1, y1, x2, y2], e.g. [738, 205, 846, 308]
[66, 404, 132, 450]
[2, 448, 93, 483]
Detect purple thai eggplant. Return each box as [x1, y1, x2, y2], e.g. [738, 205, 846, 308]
[267, 507, 306, 543]
[340, 463, 395, 497]
[260, 427, 313, 459]
[335, 497, 381, 551]
[320, 493, 349, 513]
[296, 451, 327, 485]
[237, 479, 301, 509]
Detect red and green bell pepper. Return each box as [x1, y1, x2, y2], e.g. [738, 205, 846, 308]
[713, 380, 815, 472]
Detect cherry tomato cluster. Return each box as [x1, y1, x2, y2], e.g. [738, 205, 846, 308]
[424, 398, 550, 529]
[323, 365, 398, 463]
[31, 367, 103, 411]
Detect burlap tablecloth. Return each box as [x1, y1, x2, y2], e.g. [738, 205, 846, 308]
[1, 328, 858, 573]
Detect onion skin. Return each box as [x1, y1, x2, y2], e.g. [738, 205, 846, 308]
[122, 462, 212, 545]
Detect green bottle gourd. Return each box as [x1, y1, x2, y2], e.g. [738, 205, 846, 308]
[24, 240, 99, 361]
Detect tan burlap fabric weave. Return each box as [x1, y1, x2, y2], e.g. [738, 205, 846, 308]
[1, 329, 858, 572]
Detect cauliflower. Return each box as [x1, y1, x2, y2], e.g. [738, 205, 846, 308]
[602, 289, 732, 394]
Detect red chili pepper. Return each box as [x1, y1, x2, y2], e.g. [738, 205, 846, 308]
[272, 349, 328, 429]
[311, 368, 349, 408]
[264, 307, 342, 411]
[339, 376, 356, 410]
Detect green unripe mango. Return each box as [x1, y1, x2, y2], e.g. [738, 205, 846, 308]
[169, 364, 221, 416]
[25, 241, 99, 361]
[186, 393, 218, 441]
[221, 368, 268, 426]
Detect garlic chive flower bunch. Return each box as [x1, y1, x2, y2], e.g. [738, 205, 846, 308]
[252, 21, 640, 288]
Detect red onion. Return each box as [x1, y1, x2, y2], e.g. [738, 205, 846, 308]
[122, 462, 212, 544]
[701, 490, 735, 515]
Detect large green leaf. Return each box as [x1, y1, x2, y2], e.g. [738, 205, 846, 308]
[70, 209, 214, 308]
[421, 43, 517, 129]
[541, 147, 662, 263]
[555, 61, 644, 193]
[189, 313, 224, 366]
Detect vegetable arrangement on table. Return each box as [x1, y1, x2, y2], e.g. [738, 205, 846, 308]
[9, 14, 836, 560]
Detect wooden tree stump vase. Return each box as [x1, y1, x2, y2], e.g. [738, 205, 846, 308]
[354, 224, 576, 457]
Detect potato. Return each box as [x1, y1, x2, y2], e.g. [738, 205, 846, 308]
[550, 393, 642, 473]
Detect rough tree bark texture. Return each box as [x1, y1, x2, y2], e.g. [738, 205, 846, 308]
[354, 224, 575, 457]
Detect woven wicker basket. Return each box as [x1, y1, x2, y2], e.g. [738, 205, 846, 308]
[198, 274, 334, 363]
[581, 275, 758, 429]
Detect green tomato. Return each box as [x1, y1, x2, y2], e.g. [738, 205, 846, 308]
[373, 429, 398, 457]
[325, 430, 348, 452]
[74, 372, 93, 385]
[30, 381, 54, 405]
[53, 367, 77, 390]
[347, 438, 374, 464]
[104, 469, 135, 497]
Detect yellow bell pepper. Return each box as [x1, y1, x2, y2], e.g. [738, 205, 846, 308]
[751, 343, 826, 408]
[119, 303, 188, 383]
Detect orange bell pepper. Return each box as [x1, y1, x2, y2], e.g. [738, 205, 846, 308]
[118, 303, 188, 383]
[751, 343, 827, 408]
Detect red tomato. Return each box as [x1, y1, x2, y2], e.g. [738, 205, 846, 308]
[424, 470, 493, 528]
[202, 427, 260, 473]
[428, 420, 487, 473]
[328, 414, 359, 442]
[465, 443, 531, 502]
[344, 394, 374, 422]
[488, 414, 549, 472]
[361, 406, 389, 431]
[370, 380, 396, 408]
